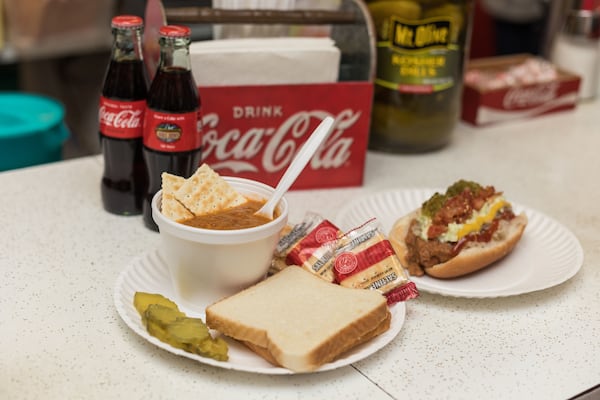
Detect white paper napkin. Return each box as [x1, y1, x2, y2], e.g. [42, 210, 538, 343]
[190, 37, 341, 86]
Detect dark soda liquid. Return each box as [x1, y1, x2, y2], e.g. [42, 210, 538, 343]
[100, 59, 149, 215]
[143, 67, 202, 231]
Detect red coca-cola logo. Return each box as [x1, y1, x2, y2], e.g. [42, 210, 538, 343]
[201, 110, 360, 174]
[198, 82, 373, 190]
[99, 97, 146, 139]
[99, 108, 143, 129]
[503, 82, 559, 109]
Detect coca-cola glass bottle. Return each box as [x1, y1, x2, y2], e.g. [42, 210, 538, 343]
[99, 15, 149, 215]
[143, 25, 202, 231]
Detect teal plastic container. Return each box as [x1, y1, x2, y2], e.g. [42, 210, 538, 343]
[0, 93, 70, 171]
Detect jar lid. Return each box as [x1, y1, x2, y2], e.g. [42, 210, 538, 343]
[562, 9, 600, 39]
[159, 25, 191, 38]
[111, 15, 144, 29]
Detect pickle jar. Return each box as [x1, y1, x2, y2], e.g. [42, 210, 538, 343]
[367, 0, 474, 153]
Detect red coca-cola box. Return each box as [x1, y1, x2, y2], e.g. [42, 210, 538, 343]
[198, 82, 373, 190]
[461, 54, 581, 126]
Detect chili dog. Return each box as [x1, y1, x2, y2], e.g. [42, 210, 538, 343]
[389, 180, 528, 279]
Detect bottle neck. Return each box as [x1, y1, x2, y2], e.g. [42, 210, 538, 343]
[158, 36, 191, 71]
[111, 28, 144, 62]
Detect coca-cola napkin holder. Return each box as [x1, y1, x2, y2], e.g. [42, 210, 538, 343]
[166, 0, 375, 190]
[461, 54, 581, 126]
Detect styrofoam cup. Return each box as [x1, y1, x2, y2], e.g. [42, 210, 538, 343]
[152, 177, 289, 307]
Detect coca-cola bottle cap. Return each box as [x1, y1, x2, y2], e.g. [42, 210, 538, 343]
[111, 15, 144, 29]
[159, 25, 191, 38]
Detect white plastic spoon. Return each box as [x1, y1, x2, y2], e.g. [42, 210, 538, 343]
[255, 116, 335, 219]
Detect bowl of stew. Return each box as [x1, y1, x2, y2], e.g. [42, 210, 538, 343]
[151, 177, 289, 307]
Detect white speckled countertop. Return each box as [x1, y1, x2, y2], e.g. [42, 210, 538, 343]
[1, 102, 599, 400]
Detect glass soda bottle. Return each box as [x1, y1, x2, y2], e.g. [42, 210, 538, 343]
[142, 25, 202, 231]
[99, 15, 149, 215]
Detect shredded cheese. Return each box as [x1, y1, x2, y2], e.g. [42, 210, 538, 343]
[418, 196, 509, 242]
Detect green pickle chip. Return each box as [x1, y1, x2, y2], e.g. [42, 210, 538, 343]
[134, 292, 180, 326]
[144, 304, 185, 339]
[134, 292, 229, 362]
[165, 318, 210, 351]
[193, 336, 229, 362]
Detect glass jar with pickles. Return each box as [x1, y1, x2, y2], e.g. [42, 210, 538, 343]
[367, 0, 474, 153]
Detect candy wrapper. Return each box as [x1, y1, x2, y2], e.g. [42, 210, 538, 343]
[271, 212, 342, 282]
[332, 219, 419, 305]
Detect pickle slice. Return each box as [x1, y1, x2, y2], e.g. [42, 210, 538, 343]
[144, 304, 186, 340]
[165, 318, 210, 349]
[191, 336, 229, 362]
[134, 292, 179, 317]
[165, 318, 228, 361]
[133, 292, 229, 361]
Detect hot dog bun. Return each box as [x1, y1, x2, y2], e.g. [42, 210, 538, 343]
[389, 210, 528, 279]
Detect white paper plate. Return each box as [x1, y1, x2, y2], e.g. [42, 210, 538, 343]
[114, 249, 406, 374]
[335, 188, 584, 298]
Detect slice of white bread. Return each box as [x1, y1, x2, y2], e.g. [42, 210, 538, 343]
[205, 267, 390, 372]
[240, 311, 392, 368]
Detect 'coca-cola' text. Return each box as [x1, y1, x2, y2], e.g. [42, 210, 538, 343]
[503, 82, 559, 109]
[201, 110, 361, 173]
[99, 97, 146, 139]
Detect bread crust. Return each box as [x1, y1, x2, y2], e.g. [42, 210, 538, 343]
[389, 210, 528, 279]
[207, 302, 390, 371]
[241, 310, 392, 369]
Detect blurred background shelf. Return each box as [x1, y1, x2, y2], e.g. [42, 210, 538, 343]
[0, 0, 134, 159]
[0, 0, 579, 169]
[0, 37, 112, 65]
